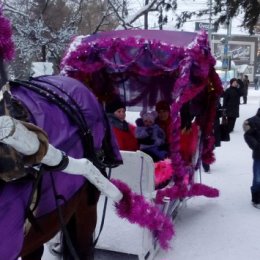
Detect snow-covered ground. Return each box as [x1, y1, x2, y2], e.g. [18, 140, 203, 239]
[42, 87, 260, 260]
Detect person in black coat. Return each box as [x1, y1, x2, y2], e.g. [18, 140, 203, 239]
[223, 78, 240, 133]
[244, 108, 260, 209]
[237, 78, 245, 104]
[242, 75, 250, 104]
[202, 100, 223, 173]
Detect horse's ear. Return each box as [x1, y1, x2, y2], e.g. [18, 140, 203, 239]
[3, 90, 29, 121]
[0, 98, 5, 116]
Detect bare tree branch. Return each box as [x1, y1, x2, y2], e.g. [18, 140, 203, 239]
[92, 8, 111, 34]
[107, 0, 130, 29]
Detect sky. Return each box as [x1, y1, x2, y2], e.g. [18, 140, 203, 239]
[41, 87, 260, 260]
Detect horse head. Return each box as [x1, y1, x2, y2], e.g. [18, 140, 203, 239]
[0, 7, 23, 182]
[0, 86, 29, 182]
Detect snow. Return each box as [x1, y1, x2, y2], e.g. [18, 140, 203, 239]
[30, 62, 54, 77]
[42, 87, 260, 260]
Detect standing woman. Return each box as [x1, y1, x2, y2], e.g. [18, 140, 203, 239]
[223, 78, 240, 133]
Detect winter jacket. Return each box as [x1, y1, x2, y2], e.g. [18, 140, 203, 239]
[155, 117, 172, 145]
[237, 79, 245, 96]
[223, 86, 240, 118]
[242, 78, 249, 96]
[214, 101, 223, 147]
[244, 108, 260, 159]
[135, 124, 166, 150]
[107, 114, 139, 151]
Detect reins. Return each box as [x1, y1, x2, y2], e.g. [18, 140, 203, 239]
[49, 171, 80, 260]
[11, 79, 98, 164]
[10, 78, 116, 170]
[9, 78, 116, 255]
[93, 167, 112, 247]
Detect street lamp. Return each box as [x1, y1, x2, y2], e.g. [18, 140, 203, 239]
[221, 18, 232, 87]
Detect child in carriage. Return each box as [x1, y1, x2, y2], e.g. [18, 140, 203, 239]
[135, 111, 168, 162]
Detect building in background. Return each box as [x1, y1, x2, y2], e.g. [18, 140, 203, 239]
[211, 34, 258, 83]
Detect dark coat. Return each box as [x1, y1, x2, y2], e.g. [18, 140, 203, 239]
[214, 102, 222, 147]
[244, 108, 260, 159]
[242, 78, 249, 96]
[135, 124, 166, 150]
[223, 86, 240, 118]
[237, 79, 245, 96]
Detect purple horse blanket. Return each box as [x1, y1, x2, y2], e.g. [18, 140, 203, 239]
[0, 75, 121, 259]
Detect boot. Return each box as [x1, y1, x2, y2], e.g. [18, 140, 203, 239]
[251, 190, 260, 209]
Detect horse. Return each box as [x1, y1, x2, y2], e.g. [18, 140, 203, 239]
[0, 75, 122, 260]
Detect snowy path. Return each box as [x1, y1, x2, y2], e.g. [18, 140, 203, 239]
[157, 88, 260, 260]
[42, 88, 260, 260]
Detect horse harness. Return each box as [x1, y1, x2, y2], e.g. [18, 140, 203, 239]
[0, 78, 119, 257]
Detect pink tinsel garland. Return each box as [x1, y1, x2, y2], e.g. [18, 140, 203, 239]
[155, 183, 219, 204]
[112, 179, 174, 250]
[0, 7, 14, 60]
[111, 178, 218, 249]
[188, 183, 219, 197]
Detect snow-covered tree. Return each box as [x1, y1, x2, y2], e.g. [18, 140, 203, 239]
[2, 0, 260, 78]
[175, 0, 260, 35]
[2, 0, 121, 78]
[113, 0, 260, 34]
[108, 0, 176, 30]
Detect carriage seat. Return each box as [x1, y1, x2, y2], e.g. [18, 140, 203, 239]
[95, 150, 160, 260]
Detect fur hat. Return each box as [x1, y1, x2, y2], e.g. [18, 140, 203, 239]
[155, 100, 170, 112]
[230, 78, 237, 85]
[140, 111, 158, 123]
[105, 98, 126, 114]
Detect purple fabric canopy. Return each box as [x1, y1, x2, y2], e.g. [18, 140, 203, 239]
[60, 30, 216, 109]
[0, 75, 121, 259]
[82, 29, 197, 47]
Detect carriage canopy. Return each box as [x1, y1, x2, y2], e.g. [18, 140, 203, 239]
[60, 29, 223, 167]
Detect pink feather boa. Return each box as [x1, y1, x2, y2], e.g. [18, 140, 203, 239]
[111, 178, 218, 249]
[112, 179, 174, 250]
[154, 159, 173, 186]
